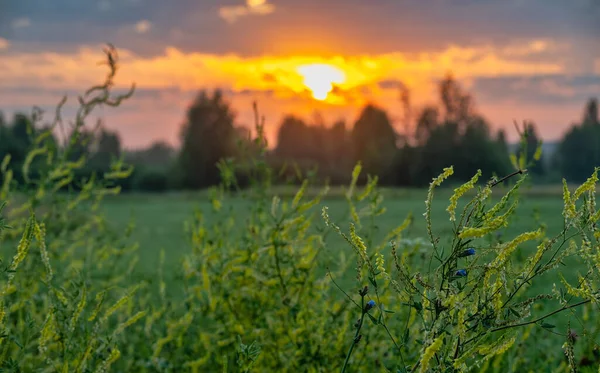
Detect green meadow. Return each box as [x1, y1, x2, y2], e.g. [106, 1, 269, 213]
[102, 185, 569, 283]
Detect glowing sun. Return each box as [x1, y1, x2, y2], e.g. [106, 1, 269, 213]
[297, 63, 346, 101]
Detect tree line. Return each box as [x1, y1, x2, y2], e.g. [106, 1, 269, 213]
[1, 75, 598, 191]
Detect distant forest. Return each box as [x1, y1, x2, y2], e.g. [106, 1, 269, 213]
[0, 74, 598, 192]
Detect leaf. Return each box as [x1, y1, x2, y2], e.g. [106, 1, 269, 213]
[368, 276, 378, 289]
[9, 336, 22, 349]
[367, 313, 378, 325]
[541, 323, 556, 329]
[384, 309, 395, 314]
[509, 308, 521, 318]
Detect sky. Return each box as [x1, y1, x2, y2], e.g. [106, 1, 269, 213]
[0, 0, 599, 149]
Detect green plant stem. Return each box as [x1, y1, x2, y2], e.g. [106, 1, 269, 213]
[463, 299, 591, 347]
[409, 360, 421, 373]
[341, 297, 365, 373]
[491, 299, 591, 333]
[490, 169, 527, 187]
[270, 220, 288, 296]
[500, 230, 580, 311]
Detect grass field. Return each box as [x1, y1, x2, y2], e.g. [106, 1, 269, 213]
[101, 184, 569, 283]
[1, 180, 592, 371]
[98, 184, 589, 342]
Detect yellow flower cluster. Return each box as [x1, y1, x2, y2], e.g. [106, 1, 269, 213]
[419, 335, 444, 373]
[350, 223, 369, 264]
[447, 170, 481, 222]
[459, 203, 517, 239]
[375, 253, 386, 275]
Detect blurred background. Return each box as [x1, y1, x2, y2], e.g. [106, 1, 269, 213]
[0, 0, 599, 191]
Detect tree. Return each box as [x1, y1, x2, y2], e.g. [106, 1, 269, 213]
[583, 98, 599, 126]
[495, 129, 509, 156]
[0, 112, 13, 160]
[125, 141, 175, 170]
[328, 119, 350, 168]
[89, 127, 121, 172]
[415, 106, 439, 146]
[408, 76, 511, 185]
[275, 115, 312, 160]
[556, 99, 600, 182]
[520, 122, 544, 176]
[399, 86, 412, 145]
[178, 89, 237, 189]
[9, 113, 34, 163]
[351, 104, 397, 183]
[439, 73, 473, 129]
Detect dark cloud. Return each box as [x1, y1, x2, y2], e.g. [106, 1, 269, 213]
[0, 0, 598, 57]
[378, 79, 406, 90]
[262, 73, 277, 83]
[473, 74, 600, 105]
[231, 88, 275, 97]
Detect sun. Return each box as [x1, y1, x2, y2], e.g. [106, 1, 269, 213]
[297, 63, 346, 101]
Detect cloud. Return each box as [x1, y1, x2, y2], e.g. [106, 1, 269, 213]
[219, 0, 275, 24]
[97, 0, 111, 11]
[4, 1, 598, 60]
[0, 41, 566, 101]
[134, 20, 152, 34]
[12, 18, 31, 29]
[0, 38, 9, 50]
[499, 38, 566, 58]
[473, 75, 600, 105]
[0, 38, 594, 147]
[377, 79, 406, 90]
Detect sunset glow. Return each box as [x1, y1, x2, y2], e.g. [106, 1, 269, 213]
[297, 64, 346, 101]
[0, 0, 597, 149]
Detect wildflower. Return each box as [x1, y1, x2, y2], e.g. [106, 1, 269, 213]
[458, 248, 476, 257]
[419, 335, 444, 373]
[375, 253, 386, 274]
[459, 202, 517, 239]
[365, 300, 376, 311]
[455, 269, 467, 277]
[447, 169, 481, 221]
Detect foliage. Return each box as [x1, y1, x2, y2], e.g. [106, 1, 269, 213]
[324, 143, 600, 372]
[404, 76, 513, 186]
[556, 98, 600, 183]
[124, 141, 175, 171]
[177, 89, 239, 189]
[517, 121, 544, 177]
[0, 44, 142, 372]
[133, 167, 170, 192]
[351, 104, 397, 184]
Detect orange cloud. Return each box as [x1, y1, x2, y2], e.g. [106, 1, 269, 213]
[500, 38, 564, 57]
[0, 38, 9, 50]
[0, 39, 577, 148]
[0, 40, 564, 104]
[219, 0, 275, 24]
